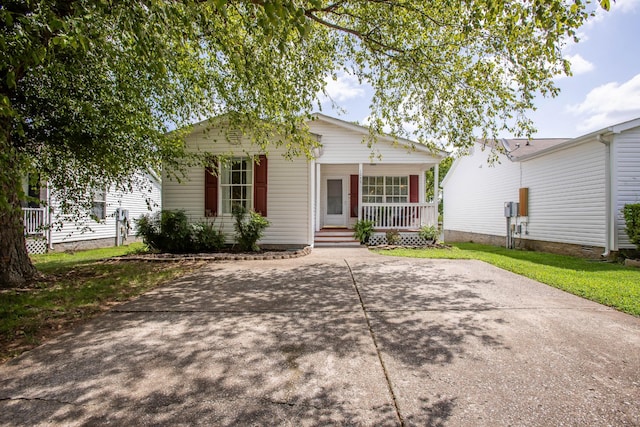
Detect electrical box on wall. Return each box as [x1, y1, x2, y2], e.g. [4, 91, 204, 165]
[504, 201, 519, 217]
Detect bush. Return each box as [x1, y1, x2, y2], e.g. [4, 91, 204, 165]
[385, 229, 401, 245]
[623, 203, 640, 250]
[135, 212, 161, 250]
[191, 221, 226, 252]
[419, 224, 439, 242]
[232, 205, 270, 252]
[136, 210, 193, 253]
[353, 219, 375, 244]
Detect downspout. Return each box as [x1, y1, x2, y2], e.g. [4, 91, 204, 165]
[598, 134, 611, 257]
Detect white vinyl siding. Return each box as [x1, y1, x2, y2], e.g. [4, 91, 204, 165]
[308, 119, 440, 165]
[49, 173, 161, 245]
[521, 141, 607, 247]
[613, 129, 640, 249]
[444, 140, 608, 248]
[443, 146, 520, 237]
[162, 124, 310, 245]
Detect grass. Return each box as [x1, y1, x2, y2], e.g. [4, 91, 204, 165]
[376, 243, 640, 317]
[1, 243, 203, 363]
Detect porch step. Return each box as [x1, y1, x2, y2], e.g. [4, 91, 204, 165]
[314, 229, 362, 247]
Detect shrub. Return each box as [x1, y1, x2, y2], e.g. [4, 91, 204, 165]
[385, 229, 401, 245]
[136, 210, 193, 253]
[623, 203, 640, 250]
[135, 212, 161, 250]
[232, 205, 270, 252]
[191, 221, 226, 252]
[353, 219, 375, 244]
[419, 224, 439, 242]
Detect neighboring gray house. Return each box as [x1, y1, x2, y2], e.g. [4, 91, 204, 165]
[442, 117, 640, 257]
[162, 113, 446, 247]
[22, 171, 161, 253]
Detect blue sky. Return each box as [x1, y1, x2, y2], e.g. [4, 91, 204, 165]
[318, 0, 640, 139]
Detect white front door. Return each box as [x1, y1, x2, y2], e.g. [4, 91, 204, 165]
[324, 177, 347, 227]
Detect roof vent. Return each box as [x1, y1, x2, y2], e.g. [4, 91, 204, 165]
[227, 129, 241, 145]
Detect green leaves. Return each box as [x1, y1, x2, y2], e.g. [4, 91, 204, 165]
[0, 0, 605, 228]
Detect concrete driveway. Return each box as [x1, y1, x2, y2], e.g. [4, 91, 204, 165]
[1, 248, 639, 426]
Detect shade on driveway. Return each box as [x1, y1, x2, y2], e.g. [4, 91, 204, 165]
[1, 248, 638, 426]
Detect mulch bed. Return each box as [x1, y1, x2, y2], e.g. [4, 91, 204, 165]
[117, 246, 312, 262]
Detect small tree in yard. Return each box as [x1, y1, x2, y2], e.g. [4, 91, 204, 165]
[1, 1, 610, 286]
[623, 204, 640, 250]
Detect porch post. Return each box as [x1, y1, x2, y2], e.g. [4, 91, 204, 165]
[419, 169, 426, 203]
[433, 163, 439, 227]
[309, 159, 316, 243]
[358, 163, 363, 221]
[315, 163, 321, 231]
[433, 163, 439, 204]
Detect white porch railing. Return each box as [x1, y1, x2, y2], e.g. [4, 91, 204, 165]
[361, 203, 437, 229]
[23, 207, 47, 235]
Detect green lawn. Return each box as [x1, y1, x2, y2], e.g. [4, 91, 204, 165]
[376, 243, 640, 317]
[1, 243, 202, 362]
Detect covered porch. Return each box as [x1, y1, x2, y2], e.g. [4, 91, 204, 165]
[312, 162, 440, 232]
[22, 207, 50, 254]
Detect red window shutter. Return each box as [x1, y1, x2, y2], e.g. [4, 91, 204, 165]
[205, 166, 218, 217]
[350, 174, 359, 217]
[253, 155, 268, 216]
[409, 175, 419, 203]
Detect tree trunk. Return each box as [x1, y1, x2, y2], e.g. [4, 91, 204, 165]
[0, 207, 37, 287]
[0, 132, 38, 288]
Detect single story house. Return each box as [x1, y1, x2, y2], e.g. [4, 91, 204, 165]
[22, 171, 161, 253]
[162, 113, 446, 247]
[442, 117, 640, 257]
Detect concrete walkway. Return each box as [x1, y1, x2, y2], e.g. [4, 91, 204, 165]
[1, 248, 639, 426]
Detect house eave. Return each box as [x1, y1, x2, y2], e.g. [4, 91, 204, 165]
[516, 117, 640, 161]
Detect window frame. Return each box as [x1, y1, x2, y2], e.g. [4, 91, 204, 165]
[91, 188, 107, 220]
[219, 157, 254, 215]
[362, 175, 409, 204]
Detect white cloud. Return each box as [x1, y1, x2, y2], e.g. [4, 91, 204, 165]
[566, 54, 595, 75]
[567, 73, 640, 131]
[319, 72, 365, 103]
[615, 0, 640, 13]
[554, 54, 595, 80]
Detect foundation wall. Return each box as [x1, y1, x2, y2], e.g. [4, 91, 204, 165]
[444, 230, 608, 259]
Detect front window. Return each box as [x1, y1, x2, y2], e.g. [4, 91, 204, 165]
[221, 158, 253, 214]
[363, 176, 408, 203]
[91, 189, 107, 220]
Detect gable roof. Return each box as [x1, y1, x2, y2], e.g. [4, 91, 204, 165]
[476, 116, 640, 162]
[500, 138, 571, 160]
[443, 116, 640, 186]
[311, 113, 448, 160]
[510, 117, 640, 161]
